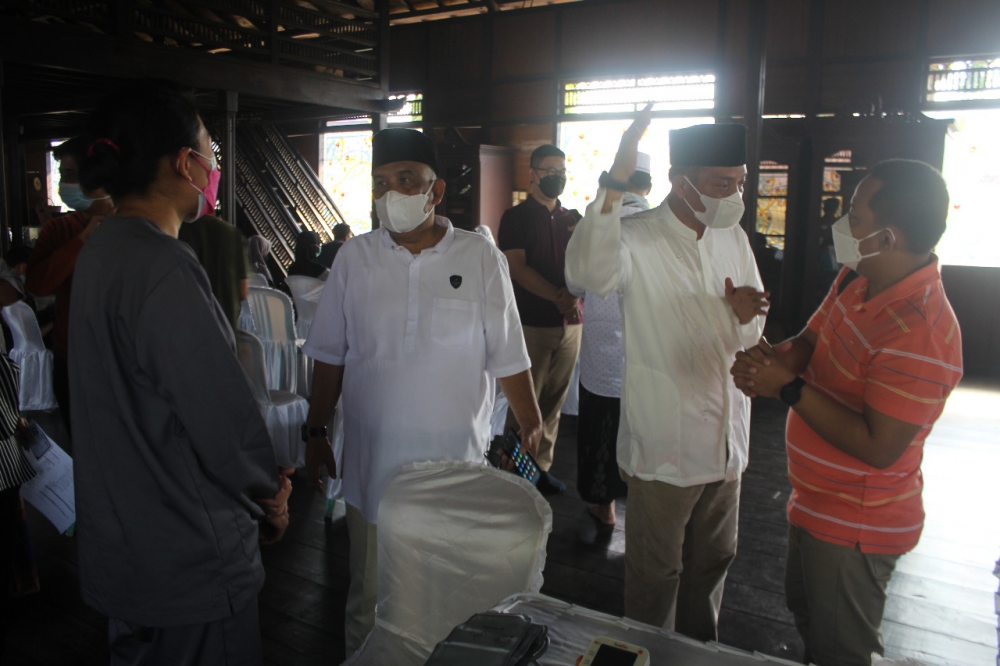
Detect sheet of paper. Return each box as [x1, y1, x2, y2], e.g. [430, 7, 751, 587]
[18, 422, 76, 534]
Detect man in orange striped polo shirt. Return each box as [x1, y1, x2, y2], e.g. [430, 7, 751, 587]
[731, 159, 962, 665]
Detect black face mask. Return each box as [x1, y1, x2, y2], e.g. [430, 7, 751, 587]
[537, 175, 567, 199]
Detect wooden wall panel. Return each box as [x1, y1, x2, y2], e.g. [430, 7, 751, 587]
[941, 266, 1000, 379]
[927, 0, 1000, 57]
[389, 25, 428, 93]
[765, 0, 811, 60]
[822, 0, 919, 58]
[286, 134, 320, 175]
[763, 64, 810, 114]
[490, 123, 555, 191]
[820, 61, 915, 112]
[423, 86, 486, 125]
[713, 63, 745, 118]
[721, 0, 749, 64]
[491, 80, 556, 122]
[492, 12, 556, 79]
[559, 0, 719, 77]
[428, 20, 484, 89]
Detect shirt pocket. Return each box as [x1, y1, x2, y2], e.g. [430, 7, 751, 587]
[431, 298, 479, 348]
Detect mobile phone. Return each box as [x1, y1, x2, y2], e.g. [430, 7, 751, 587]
[502, 428, 541, 486]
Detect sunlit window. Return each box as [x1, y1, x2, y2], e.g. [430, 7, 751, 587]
[319, 131, 374, 234]
[387, 93, 423, 124]
[48, 140, 66, 212]
[926, 58, 1000, 104]
[563, 75, 715, 114]
[923, 109, 1000, 268]
[557, 116, 714, 213]
[756, 161, 788, 250]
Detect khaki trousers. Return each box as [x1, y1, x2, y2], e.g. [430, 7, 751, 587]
[785, 526, 899, 666]
[505, 324, 582, 471]
[622, 472, 740, 642]
[345, 503, 379, 657]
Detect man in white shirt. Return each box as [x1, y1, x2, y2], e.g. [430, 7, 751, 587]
[565, 110, 769, 641]
[301, 128, 544, 656]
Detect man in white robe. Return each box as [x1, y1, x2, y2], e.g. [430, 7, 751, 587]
[565, 109, 768, 641]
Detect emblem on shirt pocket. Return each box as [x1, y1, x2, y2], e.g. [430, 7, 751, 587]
[450, 275, 462, 289]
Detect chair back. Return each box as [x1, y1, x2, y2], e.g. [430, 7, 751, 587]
[247, 287, 296, 342]
[2, 301, 46, 352]
[373, 461, 551, 660]
[284, 275, 324, 339]
[238, 300, 257, 335]
[235, 330, 272, 406]
[248, 272, 270, 288]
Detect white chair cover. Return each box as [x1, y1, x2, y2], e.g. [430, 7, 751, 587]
[236, 330, 310, 468]
[247, 287, 298, 393]
[238, 300, 256, 335]
[2, 301, 57, 411]
[345, 460, 552, 666]
[247, 272, 270, 288]
[561, 358, 581, 416]
[284, 275, 324, 340]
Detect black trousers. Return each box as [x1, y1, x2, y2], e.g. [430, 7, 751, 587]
[52, 354, 71, 438]
[108, 597, 263, 666]
[0, 485, 22, 663]
[576, 382, 628, 505]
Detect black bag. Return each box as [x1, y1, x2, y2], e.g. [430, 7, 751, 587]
[424, 612, 549, 666]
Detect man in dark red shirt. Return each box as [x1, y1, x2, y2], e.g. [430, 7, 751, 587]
[27, 137, 114, 435]
[498, 144, 582, 495]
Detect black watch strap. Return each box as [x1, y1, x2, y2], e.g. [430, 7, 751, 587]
[598, 170, 630, 192]
[779, 377, 807, 406]
[301, 424, 328, 442]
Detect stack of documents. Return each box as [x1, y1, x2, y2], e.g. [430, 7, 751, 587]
[19, 422, 75, 534]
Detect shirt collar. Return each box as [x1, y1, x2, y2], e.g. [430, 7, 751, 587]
[379, 215, 455, 254]
[525, 193, 563, 215]
[659, 198, 699, 241]
[851, 255, 942, 314]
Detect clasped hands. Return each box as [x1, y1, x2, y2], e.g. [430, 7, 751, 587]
[730, 338, 797, 399]
[552, 287, 581, 323]
[256, 466, 295, 545]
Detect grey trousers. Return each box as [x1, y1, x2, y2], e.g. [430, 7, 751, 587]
[345, 502, 379, 657]
[108, 597, 262, 666]
[622, 472, 740, 642]
[785, 526, 900, 666]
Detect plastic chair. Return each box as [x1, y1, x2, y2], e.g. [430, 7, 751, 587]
[246, 286, 298, 393]
[284, 275, 324, 340]
[236, 330, 310, 468]
[344, 460, 552, 666]
[238, 299, 256, 336]
[248, 273, 270, 288]
[2, 301, 57, 411]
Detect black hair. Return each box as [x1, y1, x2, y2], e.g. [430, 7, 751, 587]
[628, 171, 652, 191]
[530, 144, 565, 169]
[4, 247, 31, 267]
[80, 79, 203, 200]
[333, 223, 352, 241]
[295, 230, 321, 263]
[868, 159, 949, 254]
[52, 137, 89, 165]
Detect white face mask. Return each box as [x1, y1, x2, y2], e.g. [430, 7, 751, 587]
[684, 176, 745, 229]
[375, 188, 433, 234]
[832, 214, 893, 271]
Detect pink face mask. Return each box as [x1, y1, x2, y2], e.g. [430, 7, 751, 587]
[181, 150, 220, 222]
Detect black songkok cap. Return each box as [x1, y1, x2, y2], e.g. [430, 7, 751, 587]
[669, 124, 747, 168]
[372, 128, 439, 175]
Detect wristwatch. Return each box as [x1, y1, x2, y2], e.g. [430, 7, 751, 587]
[301, 424, 328, 442]
[779, 377, 807, 406]
[598, 171, 630, 192]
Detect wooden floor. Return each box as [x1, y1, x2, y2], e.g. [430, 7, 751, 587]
[3, 381, 998, 665]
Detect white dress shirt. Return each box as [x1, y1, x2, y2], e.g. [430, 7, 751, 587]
[565, 189, 764, 487]
[568, 195, 649, 399]
[303, 218, 531, 523]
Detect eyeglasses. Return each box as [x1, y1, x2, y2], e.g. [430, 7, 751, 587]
[532, 167, 569, 178]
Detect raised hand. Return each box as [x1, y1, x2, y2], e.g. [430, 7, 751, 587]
[608, 102, 654, 184]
